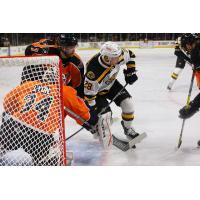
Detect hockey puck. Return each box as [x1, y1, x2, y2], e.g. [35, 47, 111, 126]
[197, 140, 200, 147]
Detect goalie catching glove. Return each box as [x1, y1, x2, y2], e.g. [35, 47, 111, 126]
[124, 68, 138, 85]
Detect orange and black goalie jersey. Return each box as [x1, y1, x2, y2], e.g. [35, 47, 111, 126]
[3, 81, 90, 135]
[24, 38, 85, 98]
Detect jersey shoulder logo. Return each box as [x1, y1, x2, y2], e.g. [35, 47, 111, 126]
[87, 71, 95, 80]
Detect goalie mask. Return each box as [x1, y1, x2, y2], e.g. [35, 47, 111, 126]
[42, 67, 57, 84]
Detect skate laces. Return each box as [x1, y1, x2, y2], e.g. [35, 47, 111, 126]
[127, 127, 137, 136]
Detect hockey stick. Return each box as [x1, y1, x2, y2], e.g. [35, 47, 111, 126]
[64, 107, 92, 141]
[65, 83, 128, 141]
[177, 70, 195, 148]
[113, 132, 147, 151]
[98, 83, 128, 117]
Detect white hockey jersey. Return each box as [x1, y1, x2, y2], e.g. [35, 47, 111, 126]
[84, 48, 136, 104]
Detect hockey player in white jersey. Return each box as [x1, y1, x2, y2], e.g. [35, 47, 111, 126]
[167, 36, 186, 90]
[84, 42, 145, 148]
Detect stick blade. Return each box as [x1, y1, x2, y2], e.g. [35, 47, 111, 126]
[177, 140, 182, 149]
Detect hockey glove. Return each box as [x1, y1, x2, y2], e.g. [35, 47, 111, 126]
[87, 105, 99, 127]
[124, 68, 138, 85]
[82, 122, 97, 134]
[179, 101, 199, 119]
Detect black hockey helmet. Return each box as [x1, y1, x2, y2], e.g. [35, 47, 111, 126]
[56, 33, 78, 47]
[180, 33, 199, 48]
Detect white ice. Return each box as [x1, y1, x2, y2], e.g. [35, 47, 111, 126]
[1, 48, 200, 166]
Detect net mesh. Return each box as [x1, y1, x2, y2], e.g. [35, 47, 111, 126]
[0, 56, 66, 166]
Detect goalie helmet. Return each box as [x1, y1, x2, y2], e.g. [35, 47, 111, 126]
[100, 42, 122, 58]
[56, 33, 78, 47]
[42, 67, 57, 84]
[181, 33, 199, 48]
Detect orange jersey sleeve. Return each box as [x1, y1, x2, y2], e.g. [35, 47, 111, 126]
[63, 62, 82, 88]
[3, 81, 61, 134]
[195, 72, 200, 89]
[63, 86, 90, 125]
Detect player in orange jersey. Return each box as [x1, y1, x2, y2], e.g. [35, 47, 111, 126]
[24, 34, 84, 98]
[0, 68, 90, 165]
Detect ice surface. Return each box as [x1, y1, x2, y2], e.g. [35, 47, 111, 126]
[1, 48, 200, 166]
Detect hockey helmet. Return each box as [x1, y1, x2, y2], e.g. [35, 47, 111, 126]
[57, 33, 78, 47]
[181, 33, 199, 48]
[42, 67, 57, 84]
[100, 42, 122, 58]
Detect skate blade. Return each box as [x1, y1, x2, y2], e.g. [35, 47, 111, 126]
[128, 132, 147, 148]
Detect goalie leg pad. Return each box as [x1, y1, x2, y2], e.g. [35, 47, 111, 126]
[97, 111, 113, 149]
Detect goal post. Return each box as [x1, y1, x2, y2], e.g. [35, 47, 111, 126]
[0, 55, 67, 166]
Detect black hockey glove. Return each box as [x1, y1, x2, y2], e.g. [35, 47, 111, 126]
[87, 105, 99, 126]
[179, 101, 199, 119]
[82, 122, 97, 134]
[124, 68, 138, 85]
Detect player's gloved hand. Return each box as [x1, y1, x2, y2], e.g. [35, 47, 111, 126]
[179, 101, 199, 119]
[124, 68, 138, 85]
[82, 122, 97, 134]
[86, 105, 99, 129]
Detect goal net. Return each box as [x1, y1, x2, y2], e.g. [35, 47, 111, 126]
[0, 56, 67, 166]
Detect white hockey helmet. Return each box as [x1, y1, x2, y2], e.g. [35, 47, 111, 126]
[100, 42, 122, 58]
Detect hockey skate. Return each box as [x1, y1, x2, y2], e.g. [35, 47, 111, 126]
[167, 80, 175, 90]
[112, 121, 147, 151]
[121, 121, 139, 141]
[121, 121, 139, 149]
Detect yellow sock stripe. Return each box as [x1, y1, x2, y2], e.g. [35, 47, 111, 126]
[171, 73, 178, 80]
[122, 113, 134, 120]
